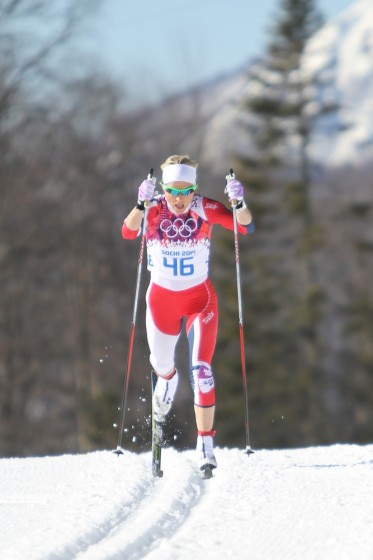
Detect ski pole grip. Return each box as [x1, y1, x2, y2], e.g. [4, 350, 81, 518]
[226, 168, 237, 207]
[144, 168, 155, 207]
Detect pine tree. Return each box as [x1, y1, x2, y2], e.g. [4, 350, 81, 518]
[217, 0, 341, 448]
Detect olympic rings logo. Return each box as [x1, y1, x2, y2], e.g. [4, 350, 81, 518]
[160, 217, 198, 239]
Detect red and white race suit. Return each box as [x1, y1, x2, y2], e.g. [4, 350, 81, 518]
[122, 194, 249, 406]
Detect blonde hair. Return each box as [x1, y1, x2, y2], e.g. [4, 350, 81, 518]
[160, 154, 198, 170]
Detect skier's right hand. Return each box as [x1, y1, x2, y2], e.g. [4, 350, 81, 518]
[138, 179, 155, 203]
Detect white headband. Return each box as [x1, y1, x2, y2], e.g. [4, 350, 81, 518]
[162, 164, 197, 185]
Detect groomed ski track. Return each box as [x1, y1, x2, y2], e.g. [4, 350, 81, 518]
[1, 445, 373, 560]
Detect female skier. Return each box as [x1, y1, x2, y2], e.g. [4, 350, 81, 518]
[122, 155, 253, 473]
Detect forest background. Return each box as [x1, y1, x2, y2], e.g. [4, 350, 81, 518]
[1, 0, 372, 457]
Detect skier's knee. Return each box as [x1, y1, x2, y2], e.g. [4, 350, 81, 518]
[150, 355, 175, 377]
[191, 364, 215, 407]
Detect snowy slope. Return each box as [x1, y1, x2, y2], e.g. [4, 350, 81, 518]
[174, 0, 373, 173]
[303, 0, 373, 165]
[1, 444, 373, 560]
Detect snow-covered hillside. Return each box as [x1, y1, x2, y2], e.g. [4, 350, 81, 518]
[169, 0, 373, 173]
[304, 0, 373, 165]
[1, 444, 372, 559]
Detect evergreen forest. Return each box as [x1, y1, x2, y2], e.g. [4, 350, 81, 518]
[1, 0, 372, 457]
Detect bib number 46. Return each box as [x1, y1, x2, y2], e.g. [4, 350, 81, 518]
[163, 256, 194, 276]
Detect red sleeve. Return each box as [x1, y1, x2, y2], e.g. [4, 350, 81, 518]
[122, 222, 140, 239]
[202, 198, 248, 235]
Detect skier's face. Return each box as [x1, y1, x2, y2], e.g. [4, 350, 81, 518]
[162, 181, 196, 214]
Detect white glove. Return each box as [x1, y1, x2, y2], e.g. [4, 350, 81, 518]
[225, 179, 244, 201]
[138, 179, 155, 203]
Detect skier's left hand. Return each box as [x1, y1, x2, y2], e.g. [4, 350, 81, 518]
[225, 179, 244, 201]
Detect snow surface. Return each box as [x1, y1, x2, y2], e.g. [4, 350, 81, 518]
[1, 444, 372, 559]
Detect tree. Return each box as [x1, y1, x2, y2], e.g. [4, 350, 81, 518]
[216, 0, 340, 448]
[0, 0, 108, 456]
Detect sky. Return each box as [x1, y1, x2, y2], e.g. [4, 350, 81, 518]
[86, 0, 356, 107]
[1, 444, 372, 559]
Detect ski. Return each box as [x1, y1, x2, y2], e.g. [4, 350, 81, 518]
[151, 370, 164, 477]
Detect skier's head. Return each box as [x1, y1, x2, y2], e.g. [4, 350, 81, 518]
[160, 155, 198, 214]
[161, 154, 198, 171]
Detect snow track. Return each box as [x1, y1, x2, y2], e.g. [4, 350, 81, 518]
[1, 444, 373, 560]
[74, 451, 203, 560]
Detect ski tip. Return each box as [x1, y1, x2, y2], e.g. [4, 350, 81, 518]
[113, 446, 125, 456]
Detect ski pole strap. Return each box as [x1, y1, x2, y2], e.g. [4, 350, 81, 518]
[235, 200, 247, 212]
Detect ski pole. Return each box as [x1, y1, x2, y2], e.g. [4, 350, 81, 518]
[226, 168, 254, 456]
[114, 169, 154, 455]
